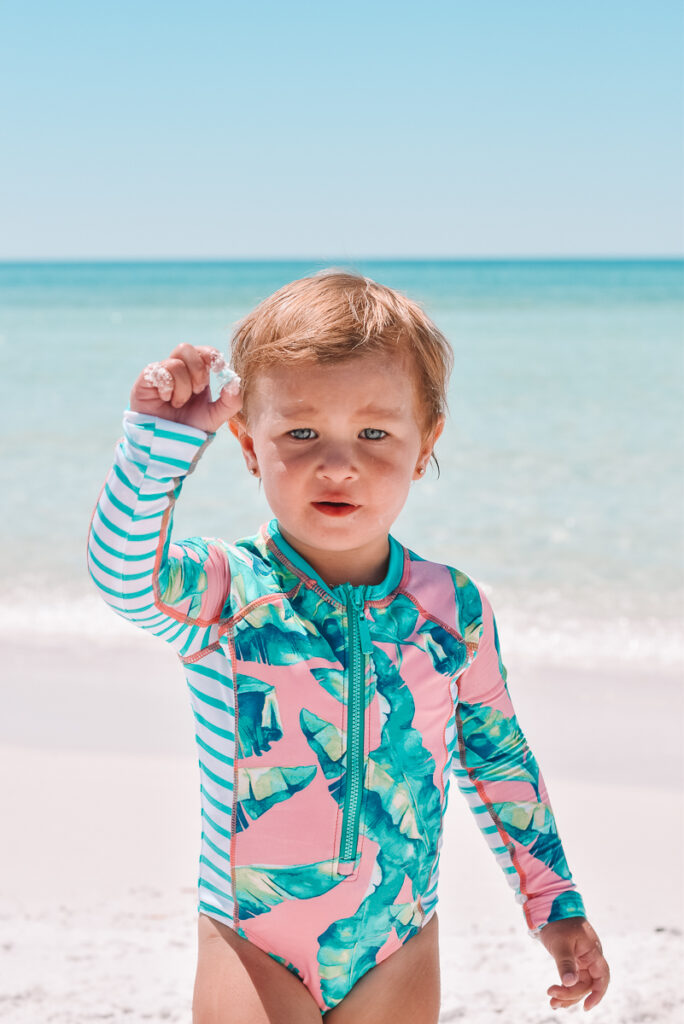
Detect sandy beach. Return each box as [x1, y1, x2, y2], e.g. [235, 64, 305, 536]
[1, 626, 682, 1023]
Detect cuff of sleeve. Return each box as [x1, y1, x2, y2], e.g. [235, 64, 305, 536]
[122, 409, 215, 479]
[123, 408, 215, 441]
[527, 891, 588, 940]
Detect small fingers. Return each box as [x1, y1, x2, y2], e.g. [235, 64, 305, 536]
[548, 961, 610, 1012]
[582, 955, 611, 1011]
[164, 358, 193, 407]
[168, 343, 213, 394]
[548, 983, 591, 1008]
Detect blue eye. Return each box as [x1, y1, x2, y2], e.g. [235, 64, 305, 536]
[288, 428, 316, 440]
[287, 428, 387, 441]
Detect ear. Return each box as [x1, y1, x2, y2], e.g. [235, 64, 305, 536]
[414, 415, 445, 479]
[228, 413, 259, 475]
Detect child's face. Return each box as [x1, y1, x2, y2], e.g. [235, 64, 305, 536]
[230, 349, 444, 586]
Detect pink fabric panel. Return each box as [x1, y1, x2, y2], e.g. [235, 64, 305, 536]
[235, 767, 341, 868]
[402, 560, 458, 634]
[485, 777, 542, 804]
[199, 543, 231, 621]
[456, 587, 512, 714]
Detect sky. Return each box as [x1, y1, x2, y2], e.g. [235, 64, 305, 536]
[0, 0, 682, 260]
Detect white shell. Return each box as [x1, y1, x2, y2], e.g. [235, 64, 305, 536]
[210, 350, 242, 394]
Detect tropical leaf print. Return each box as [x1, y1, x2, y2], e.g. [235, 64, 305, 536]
[158, 540, 209, 617]
[236, 676, 283, 757]
[307, 647, 443, 1008]
[368, 599, 469, 677]
[364, 758, 423, 841]
[366, 648, 442, 864]
[267, 952, 305, 981]
[366, 598, 419, 650]
[234, 859, 346, 919]
[310, 666, 345, 702]
[495, 803, 572, 879]
[299, 709, 344, 779]
[236, 765, 317, 832]
[317, 847, 421, 1009]
[417, 619, 470, 676]
[457, 703, 539, 787]
[491, 612, 508, 681]
[387, 897, 425, 931]
[296, 590, 348, 663]
[234, 602, 332, 664]
[226, 548, 268, 608]
[450, 567, 483, 645]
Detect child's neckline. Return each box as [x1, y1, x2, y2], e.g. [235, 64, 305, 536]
[263, 518, 406, 604]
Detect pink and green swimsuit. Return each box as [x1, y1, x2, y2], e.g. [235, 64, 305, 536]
[87, 409, 586, 1014]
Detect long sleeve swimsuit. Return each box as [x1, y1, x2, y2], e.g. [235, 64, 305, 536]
[86, 410, 586, 1015]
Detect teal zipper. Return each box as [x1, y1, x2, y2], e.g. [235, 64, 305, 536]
[338, 586, 374, 870]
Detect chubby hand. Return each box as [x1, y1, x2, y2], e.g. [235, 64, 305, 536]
[539, 916, 610, 1012]
[130, 343, 242, 433]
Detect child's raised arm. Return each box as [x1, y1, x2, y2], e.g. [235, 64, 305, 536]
[86, 344, 242, 658]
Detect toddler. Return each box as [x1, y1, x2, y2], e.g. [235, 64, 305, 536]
[87, 269, 610, 1023]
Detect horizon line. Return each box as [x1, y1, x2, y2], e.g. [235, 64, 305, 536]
[0, 254, 682, 264]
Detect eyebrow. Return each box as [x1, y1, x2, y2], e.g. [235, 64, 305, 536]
[276, 403, 405, 418]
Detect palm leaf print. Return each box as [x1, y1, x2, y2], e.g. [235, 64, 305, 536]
[236, 676, 283, 757]
[367, 598, 419, 648]
[364, 758, 423, 841]
[317, 847, 422, 1008]
[234, 859, 346, 919]
[495, 803, 572, 879]
[417, 618, 471, 676]
[235, 765, 317, 832]
[267, 952, 305, 981]
[299, 708, 345, 779]
[310, 666, 345, 702]
[458, 703, 539, 786]
[310, 648, 443, 1008]
[158, 538, 209, 617]
[450, 568, 483, 644]
[233, 600, 337, 665]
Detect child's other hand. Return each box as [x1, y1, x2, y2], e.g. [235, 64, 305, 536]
[539, 916, 610, 1012]
[130, 344, 242, 433]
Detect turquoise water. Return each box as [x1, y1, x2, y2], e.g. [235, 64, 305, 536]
[2, 259, 682, 668]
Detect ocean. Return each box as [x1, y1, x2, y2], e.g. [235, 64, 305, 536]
[2, 259, 682, 672]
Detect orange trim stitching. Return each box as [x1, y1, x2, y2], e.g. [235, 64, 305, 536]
[396, 587, 478, 654]
[454, 702, 533, 929]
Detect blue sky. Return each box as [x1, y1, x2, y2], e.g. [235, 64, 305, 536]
[1, 0, 682, 259]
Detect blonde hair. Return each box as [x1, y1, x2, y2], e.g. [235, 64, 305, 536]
[229, 268, 453, 474]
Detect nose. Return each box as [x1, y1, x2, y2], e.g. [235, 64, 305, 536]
[315, 443, 359, 482]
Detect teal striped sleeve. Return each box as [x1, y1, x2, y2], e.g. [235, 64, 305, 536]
[86, 409, 231, 658]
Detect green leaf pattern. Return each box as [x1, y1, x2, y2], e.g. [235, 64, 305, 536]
[223, 534, 577, 1010]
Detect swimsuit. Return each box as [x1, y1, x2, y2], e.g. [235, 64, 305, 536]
[87, 409, 586, 1015]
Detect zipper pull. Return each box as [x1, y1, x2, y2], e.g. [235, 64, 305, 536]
[350, 589, 374, 654]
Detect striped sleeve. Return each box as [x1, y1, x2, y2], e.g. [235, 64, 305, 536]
[86, 409, 232, 658]
[453, 584, 587, 937]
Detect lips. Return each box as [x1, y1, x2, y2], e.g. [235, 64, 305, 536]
[311, 500, 359, 517]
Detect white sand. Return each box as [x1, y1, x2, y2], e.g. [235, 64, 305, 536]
[0, 634, 682, 1022]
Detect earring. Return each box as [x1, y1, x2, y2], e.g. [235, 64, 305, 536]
[250, 466, 259, 476]
[417, 466, 425, 476]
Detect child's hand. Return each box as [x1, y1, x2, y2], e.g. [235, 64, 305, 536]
[130, 344, 242, 433]
[539, 916, 610, 1011]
